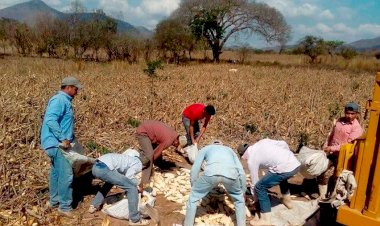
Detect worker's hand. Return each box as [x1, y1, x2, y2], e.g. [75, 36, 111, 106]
[323, 146, 332, 154]
[60, 140, 71, 150]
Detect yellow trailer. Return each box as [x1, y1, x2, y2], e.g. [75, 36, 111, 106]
[335, 72, 380, 226]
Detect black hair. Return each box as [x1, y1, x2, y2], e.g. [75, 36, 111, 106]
[205, 105, 216, 115]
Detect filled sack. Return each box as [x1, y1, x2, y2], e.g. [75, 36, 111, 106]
[102, 191, 156, 220]
[297, 146, 329, 179]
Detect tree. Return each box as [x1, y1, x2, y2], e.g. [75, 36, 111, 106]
[340, 46, 357, 60]
[325, 40, 344, 58]
[172, 0, 291, 62]
[155, 18, 196, 64]
[294, 35, 326, 63]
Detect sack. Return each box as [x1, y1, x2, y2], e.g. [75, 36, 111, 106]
[60, 141, 95, 177]
[296, 146, 329, 179]
[184, 144, 198, 163]
[102, 191, 156, 220]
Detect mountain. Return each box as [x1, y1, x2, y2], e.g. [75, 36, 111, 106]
[347, 36, 380, 52]
[0, 0, 64, 24]
[0, 0, 152, 36]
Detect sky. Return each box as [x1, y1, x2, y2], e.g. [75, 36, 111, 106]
[0, 0, 380, 48]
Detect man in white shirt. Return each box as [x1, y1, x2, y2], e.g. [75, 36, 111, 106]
[89, 149, 150, 226]
[238, 138, 300, 226]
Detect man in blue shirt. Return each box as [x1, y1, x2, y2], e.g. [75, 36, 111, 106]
[184, 141, 247, 226]
[40, 76, 83, 217]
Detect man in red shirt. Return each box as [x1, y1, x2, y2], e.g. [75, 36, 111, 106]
[182, 104, 216, 146]
[135, 120, 186, 190]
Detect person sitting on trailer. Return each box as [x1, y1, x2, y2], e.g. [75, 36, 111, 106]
[318, 102, 364, 200]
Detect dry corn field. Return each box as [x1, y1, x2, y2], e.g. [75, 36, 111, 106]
[0, 56, 374, 225]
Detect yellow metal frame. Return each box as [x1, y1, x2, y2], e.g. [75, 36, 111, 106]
[336, 72, 380, 226]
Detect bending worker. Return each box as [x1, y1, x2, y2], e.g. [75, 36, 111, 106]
[184, 141, 246, 226]
[238, 138, 300, 226]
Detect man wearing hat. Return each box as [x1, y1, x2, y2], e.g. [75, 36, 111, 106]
[40, 76, 83, 217]
[318, 102, 363, 200]
[237, 139, 300, 226]
[184, 141, 246, 226]
[88, 150, 151, 225]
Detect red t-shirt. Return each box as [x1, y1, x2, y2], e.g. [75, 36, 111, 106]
[182, 103, 206, 121]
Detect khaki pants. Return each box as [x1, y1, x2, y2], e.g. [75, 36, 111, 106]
[136, 134, 154, 185]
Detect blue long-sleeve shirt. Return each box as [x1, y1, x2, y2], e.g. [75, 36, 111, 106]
[190, 144, 246, 190]
[40, 91, 75, 150]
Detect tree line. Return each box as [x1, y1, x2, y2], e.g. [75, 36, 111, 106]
[0, 0, 359, 63]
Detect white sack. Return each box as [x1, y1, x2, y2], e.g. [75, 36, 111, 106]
[297, 146, 329, 179]
[102, 191, 156, 220]
[60, 141, 95, 177]
[184, 144, 198, 164]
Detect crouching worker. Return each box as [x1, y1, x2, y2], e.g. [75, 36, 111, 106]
[89, 149, 150, 226]
[238, 138, 300, 226]
[184, 141, 247, 226]
[136, 120, 186, 190]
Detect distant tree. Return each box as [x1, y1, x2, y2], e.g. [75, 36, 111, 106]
[33, 13, 65, 57]
[325, 40, 344, 58]
[0, 19, 7, 53]
[172, 0, 291, 62]
[340, 46, 357, 60]
[237, 43, 253, 64]
[88, 15, 117, 61]
[8, 22, 33, 55]
[155, 18, 196, 64]
[294, 35, 326, 63]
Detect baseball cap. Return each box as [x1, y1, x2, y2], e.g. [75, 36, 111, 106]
[61, 76, 83, 89]
[344, 102, 360, 113]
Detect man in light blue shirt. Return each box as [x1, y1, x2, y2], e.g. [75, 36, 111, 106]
[89, 149, 150, 225]
[184, 141, 247, 226]
[40, 76, 82, 217]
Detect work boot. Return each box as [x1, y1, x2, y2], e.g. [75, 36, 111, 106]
[249, 212, 271, 226]
[57, 209, 75, 218]
[281, 194, 293, 209]
[129, 219, 150, 225]
[319, 185, 328, 200]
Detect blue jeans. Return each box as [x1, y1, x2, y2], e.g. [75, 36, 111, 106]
[254, 166, 300, 213]
[182, 115, 200, 145]
[45, 147, 73, 211]
[91, 161, 140, 222]
[184, 175, 246, 226]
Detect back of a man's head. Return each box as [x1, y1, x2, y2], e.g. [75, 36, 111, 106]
[205, 105, 216, 115]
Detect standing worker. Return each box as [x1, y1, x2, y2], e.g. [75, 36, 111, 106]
[88, 150, 150, 225]
[40, 76, 83, 217]
[318, 102, 363, 199]
[238, 138, 300, 226]
[182, 103, 215, 146]
[136, 120, 186, 190]
[184, 141, 246, 226]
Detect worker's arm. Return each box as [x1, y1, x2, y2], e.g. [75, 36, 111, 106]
[232, 151, 247, 191]
[190, 148, 207, 185]
[195, 115, 211, 143]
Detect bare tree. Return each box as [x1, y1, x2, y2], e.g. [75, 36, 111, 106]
[172, 0, 291, 62]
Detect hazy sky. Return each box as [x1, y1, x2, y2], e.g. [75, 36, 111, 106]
[1, 0, 379, 47]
